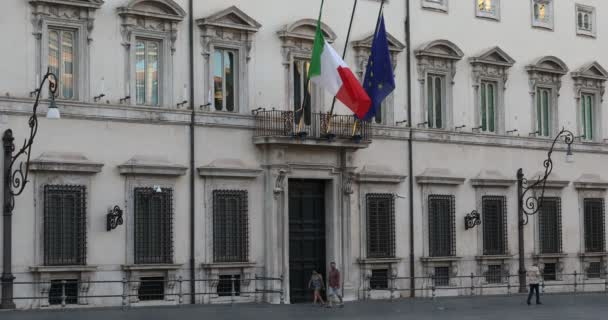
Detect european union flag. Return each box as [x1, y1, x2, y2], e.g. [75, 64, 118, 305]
[360, 15, 395, 121]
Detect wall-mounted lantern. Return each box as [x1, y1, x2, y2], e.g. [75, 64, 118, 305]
[464, 210, 481, 230]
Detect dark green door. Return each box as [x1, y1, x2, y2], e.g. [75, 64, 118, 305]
[288, 180, 326, 303]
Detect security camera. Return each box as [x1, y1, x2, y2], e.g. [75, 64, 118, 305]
[154, 185, 162, 193]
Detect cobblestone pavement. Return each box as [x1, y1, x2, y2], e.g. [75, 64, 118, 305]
[2, 294, 607, 320]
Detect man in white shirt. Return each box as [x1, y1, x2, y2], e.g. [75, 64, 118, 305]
[526, 263, 542, 305]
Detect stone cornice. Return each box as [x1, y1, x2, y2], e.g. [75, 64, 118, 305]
[29, 0, 104, 10]
[416, 168, 465, 185]
[198, 159, 262, 179]
[30, 152, 103, 174]
[122, 264, 182, 271]
[30, 265, 98, 273]
[119, 156, 187, 177]
[356, 166, 406, 184]
[573, 174, 608, 190]
[470, 170, 516, 188]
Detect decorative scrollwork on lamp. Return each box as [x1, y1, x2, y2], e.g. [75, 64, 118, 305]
[519, 128, 574, 225]
[464, 210, 481, 230]
[106, 206, 124, 231]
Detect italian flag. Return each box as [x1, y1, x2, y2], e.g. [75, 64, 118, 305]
[309, 11, 371, 119]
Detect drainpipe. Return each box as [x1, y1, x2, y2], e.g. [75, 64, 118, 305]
[405, 0, 416, 298]
[188, 0, 196, 304]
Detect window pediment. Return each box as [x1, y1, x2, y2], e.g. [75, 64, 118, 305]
[197, 5, 262, 33]
[352, 32, 406, 53]
[572, 61, 608, 82]
[469, 46, 515, 68]
[526, 56, 568, 76]
[277, 18, 337, 43]
[30, 0, 104, 10]
[415, 39, 463, 61]
[117, 0, 186, 22]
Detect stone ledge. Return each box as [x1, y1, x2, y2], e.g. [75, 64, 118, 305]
[471, 170, 515, 188]
[475, 255, 514, 261]
[201, 262, 257, 269]
[420, 256, 462, 263]
[357, 258, 402, 265]
[30, 265, 98, 273]
[578, 252, 608, 258]
[253, 136, 370, 149]
[356, 165, 406, 184]
[30, 152, 103, 174]
[122, 264, 183, 271]
[416, 168, 465, 185]
[573, 174, 608, 190]
[533, 253, 568, 259]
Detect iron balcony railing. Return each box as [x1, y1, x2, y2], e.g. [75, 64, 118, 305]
[253, 110, 371, 142]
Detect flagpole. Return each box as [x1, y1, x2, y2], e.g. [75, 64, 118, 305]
[326, 0, 360, 122]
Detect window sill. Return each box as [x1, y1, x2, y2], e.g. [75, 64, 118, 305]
[122, 264, 182, 271]
[30, 265, 98, 273]
[579, 252, 608, 258]
[475, 255, 513, 261]
[533, 253, 567, 259]
[201, 262, 257, 269]
[357, 257, 402, 265]
[421, 256, 462, 263]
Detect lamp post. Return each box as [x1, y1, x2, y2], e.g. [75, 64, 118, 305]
[516, 128, 574, 293]
[2, 69, 60, 309]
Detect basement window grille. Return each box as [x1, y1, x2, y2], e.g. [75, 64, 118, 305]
[43, 185, 87, 266]
[543, 263, 557, 281]
[48, 279, 78, 305]
[434, 267, 450, 287]
[217, 275, 241, 296]
[370, 269, 389, 290]
[485, 265, 503, 284]
[138, 277, 165, 301]
[588, 262, 602, 279]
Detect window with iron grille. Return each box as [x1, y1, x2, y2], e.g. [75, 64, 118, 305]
[434, 267, 450, 287]
[43, 185, 87, 266]
[587, 262, 602, 279]
[543, 263, 557, 281]
[134, 188, 173, 264]
[485, 265, 503, 284]
[428, 195, 456, 257]
[366, 194, 395, 259]
[138, 277, 165, 301]
[370, 269, 389, 289]
[213, 190, 249, 263]
[48, 279, 78, 305]
[538, 198, 562, 254]
[217, 275, 241, 296]
[483, 196, 507, 256]
[584, 199, 605, 253]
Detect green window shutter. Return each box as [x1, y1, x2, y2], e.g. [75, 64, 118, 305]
[488, 83, 495, 132]
[480, 82, 487, 131]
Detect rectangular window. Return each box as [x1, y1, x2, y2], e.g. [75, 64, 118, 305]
[217, 275, 241, 296]
[532, 0, 554, 29]
[43, 185, 86, 266]
[576, 5, 596, 37]
[427, 74, 445, 129]
[477, 0, 500, 20]
[485, 265, 503, 284]
[134, 188, 173, 264]
[536, 88, 551, 137]
[434, 267, 450, 286]
[428, 195, 456, 257]
[213, 48, 238, 112]
[48, 279, 78, 305]
[584, 199, 605, 253]
[581, 94, 594, 141]
[482, 196, 507, 255]
[587, 262, 601, 279]
[370, 269, 389, 289]
[543, 263, 556, 281]
[48, 28, 77, 100]
[366, 194, 396, 259]
[293, 59, 312, 126]
[135, 38, 160, 106]
[213, 190, 249, 263]
[480, 81, 496, 132]
[538, 198, 562, 254]
[138, 277, 165, 301]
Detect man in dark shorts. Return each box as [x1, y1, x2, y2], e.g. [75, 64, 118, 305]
[328, 262, 343, 307]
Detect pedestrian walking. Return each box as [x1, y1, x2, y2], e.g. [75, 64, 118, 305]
[308, 270, 325, 306]
[527, 263, 542, 305]
[327, 262, 344, 307]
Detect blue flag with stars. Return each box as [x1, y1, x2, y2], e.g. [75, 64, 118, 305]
[360, 15, 395, 121]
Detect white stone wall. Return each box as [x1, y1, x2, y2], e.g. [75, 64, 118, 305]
[0, 0, 607, 308]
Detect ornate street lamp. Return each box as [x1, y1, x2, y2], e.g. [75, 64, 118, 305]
[2, 69, 60, 309]
[516, 128, 574, 293]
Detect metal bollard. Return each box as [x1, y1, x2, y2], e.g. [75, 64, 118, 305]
[431, 276, 436, 300]
[573, 271, 577, 294]
[507, 275, 511, 295]
[122, 278, 128, 309]
[230, 275, 236, 305]
[280, 274, 285, 304]
[390, 275, 395, 302]
[178, 276, 183, 305]
[61, 280, 67, 308]
[470, 273, 475, 296]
